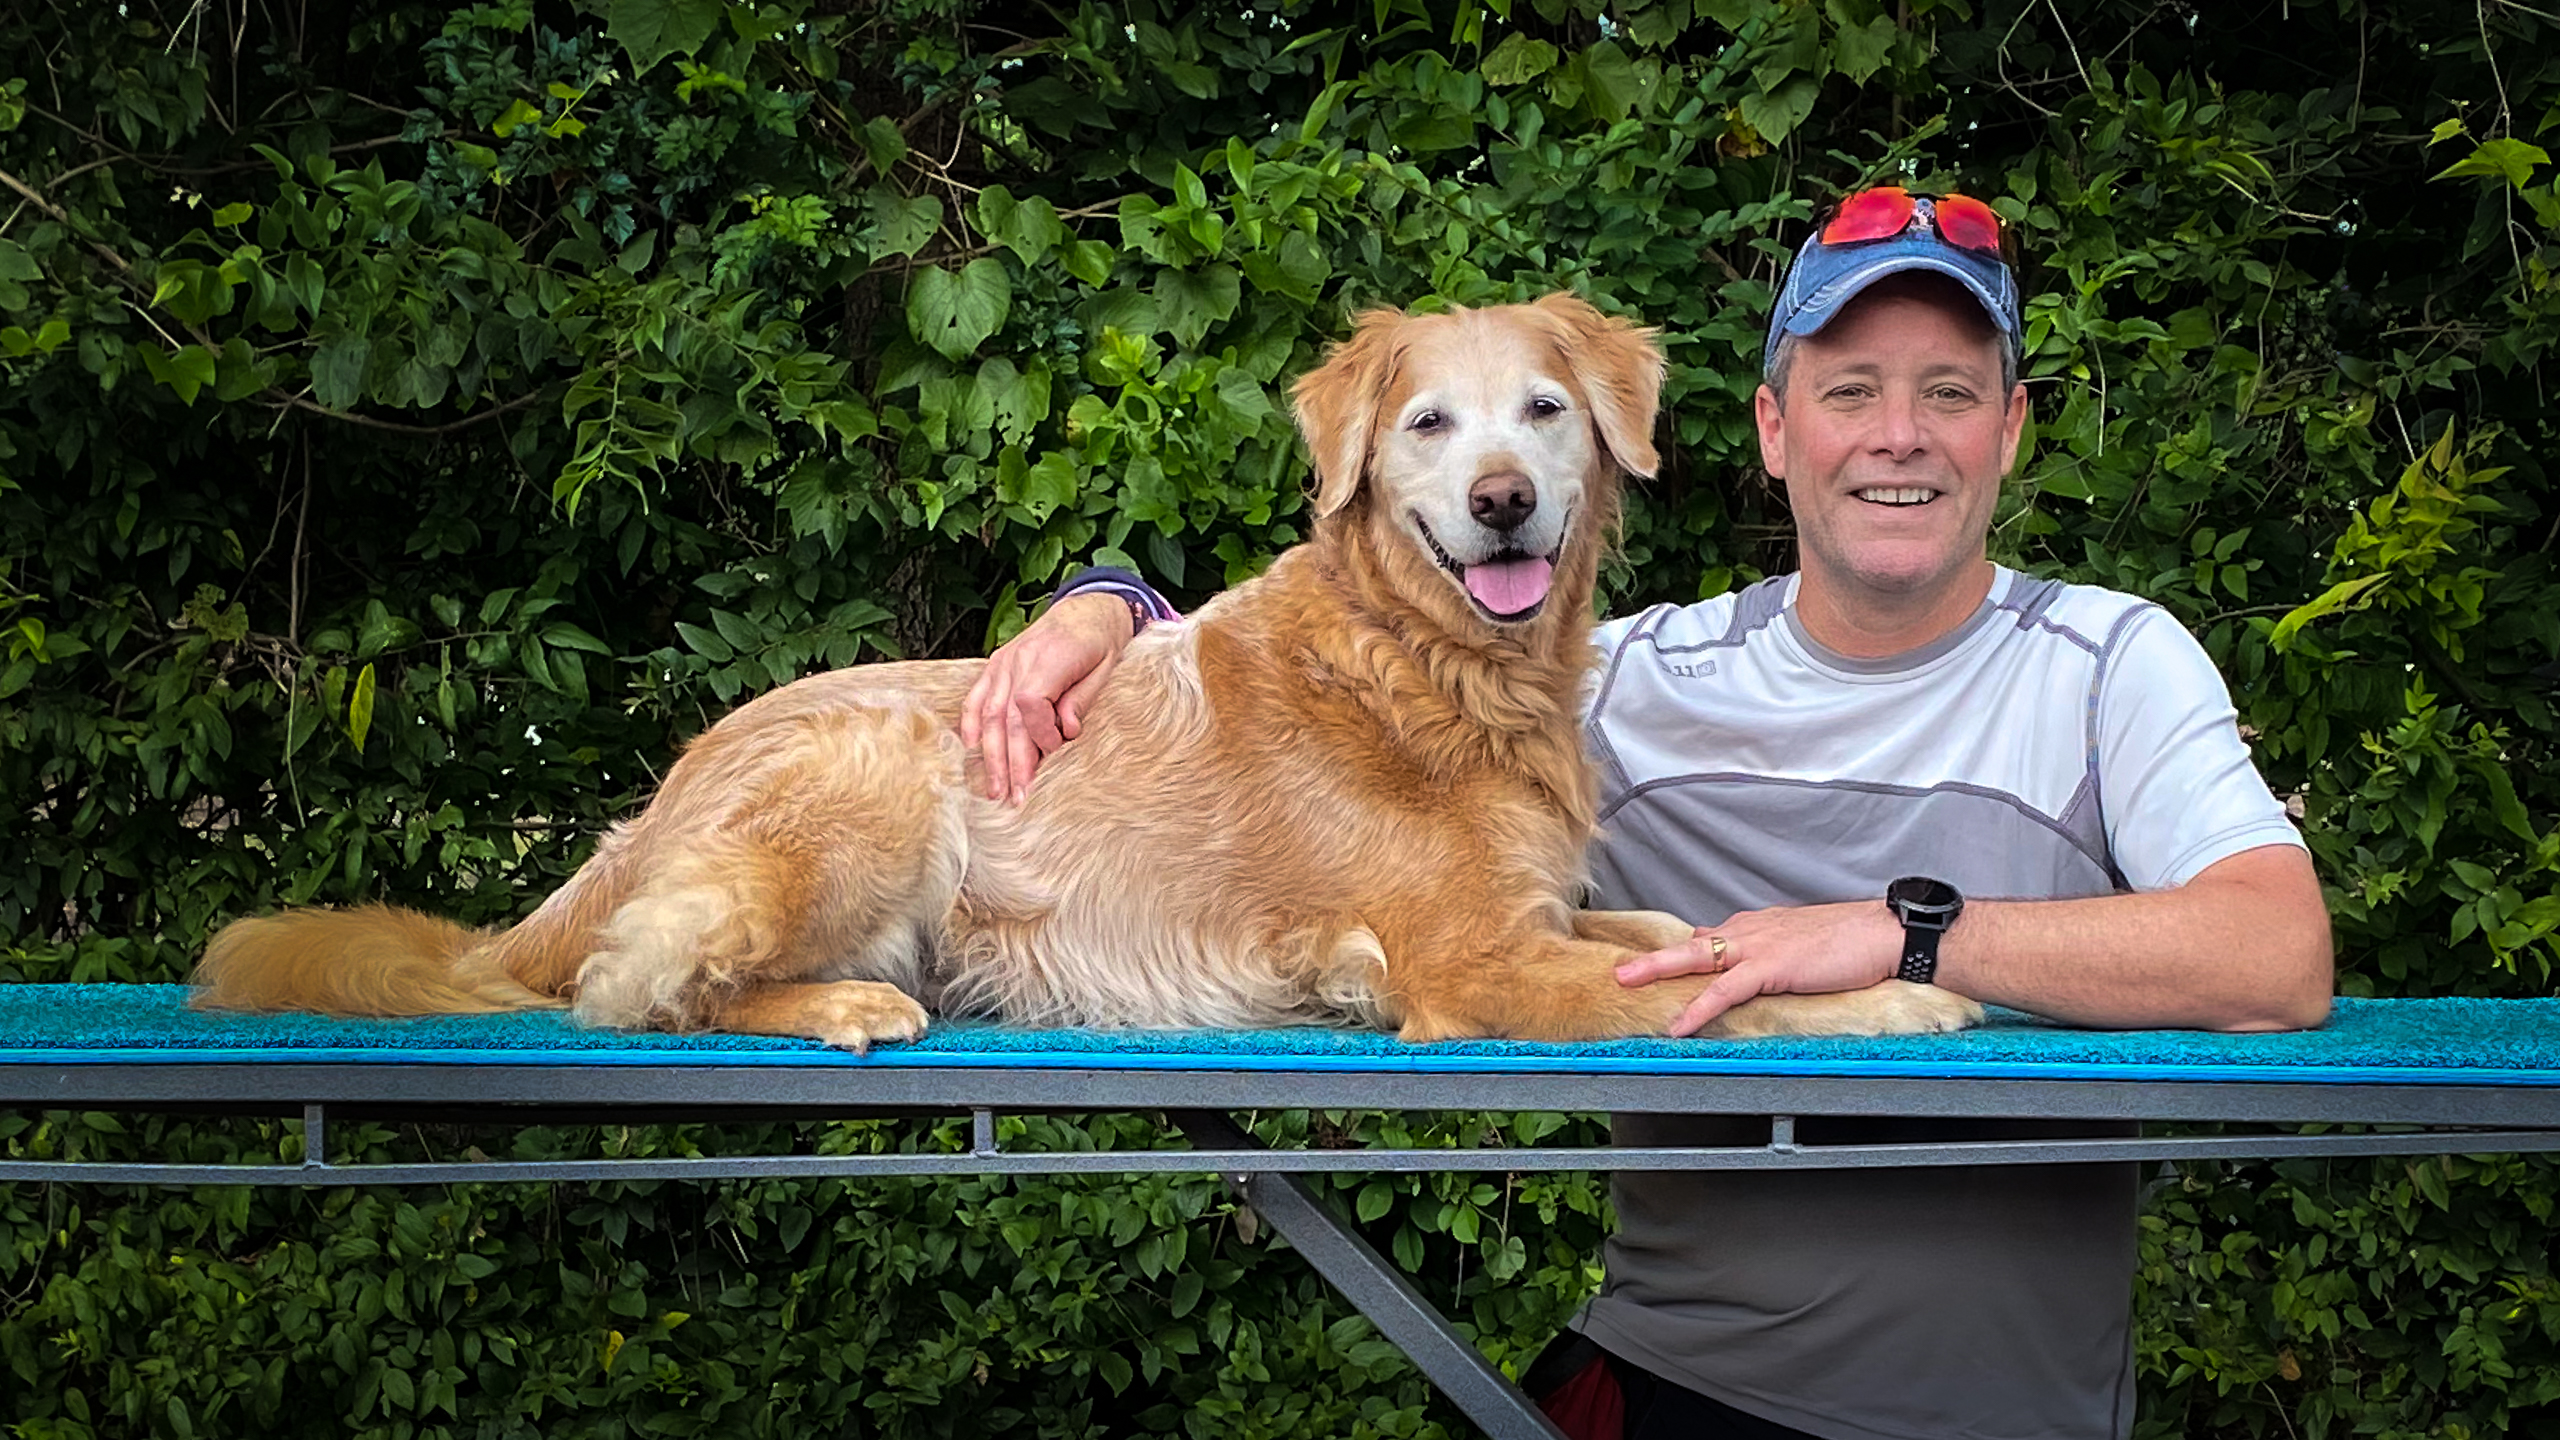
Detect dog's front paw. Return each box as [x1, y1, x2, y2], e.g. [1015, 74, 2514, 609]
[1702, 980, 1984, 1040]
[1858, 979, 1984, 1036]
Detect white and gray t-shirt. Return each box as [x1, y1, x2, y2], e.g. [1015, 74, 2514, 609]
[1575, 567, 2303, 1440]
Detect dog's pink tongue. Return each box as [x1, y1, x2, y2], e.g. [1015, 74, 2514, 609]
[1464, 556, 1554, 615]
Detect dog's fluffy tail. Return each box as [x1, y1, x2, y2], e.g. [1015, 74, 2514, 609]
[193, 904, 563, 1017]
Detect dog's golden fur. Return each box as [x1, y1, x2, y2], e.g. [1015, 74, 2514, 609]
[196, 294, 1980, 1047]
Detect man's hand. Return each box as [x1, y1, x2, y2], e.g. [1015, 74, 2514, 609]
[1615, 900, 1903, 1038]
[961, 592, 1140, 804]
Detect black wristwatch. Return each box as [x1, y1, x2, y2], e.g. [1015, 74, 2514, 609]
[1885, 876, 1964, 985]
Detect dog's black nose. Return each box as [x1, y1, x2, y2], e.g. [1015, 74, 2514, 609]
[1469, 472, 1537, 532]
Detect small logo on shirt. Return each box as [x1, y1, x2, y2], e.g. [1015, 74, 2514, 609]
[1660, 658, 1718, 679]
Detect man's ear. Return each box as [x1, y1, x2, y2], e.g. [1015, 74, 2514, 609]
[1292, 308, 1406, 518]
[1533, 292, 1665, 479]
[2001, 382, 2030, 477]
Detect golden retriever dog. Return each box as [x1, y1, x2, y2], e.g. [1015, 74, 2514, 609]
[195, 294, 1981, 1048]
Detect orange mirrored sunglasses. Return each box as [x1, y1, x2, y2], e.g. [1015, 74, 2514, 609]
[1816, 187, 2008, 260]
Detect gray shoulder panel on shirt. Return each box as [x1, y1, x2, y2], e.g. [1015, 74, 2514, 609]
[1596, 770, 2118, 878]
[1587, 603, 1681, 791]
[1650, 575, 1791, 654]
[2080, 601, 2166, 890]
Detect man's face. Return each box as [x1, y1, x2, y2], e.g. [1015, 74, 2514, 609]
[1754, 280, 2027, 609]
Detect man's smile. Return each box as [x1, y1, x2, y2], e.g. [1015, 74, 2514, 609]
[1854, 486, 1943, 506]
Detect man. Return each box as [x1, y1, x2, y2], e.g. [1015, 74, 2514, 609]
[963, 189, 2332, 1439]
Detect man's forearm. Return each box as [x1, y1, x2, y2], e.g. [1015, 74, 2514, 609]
[1630, 842, 2334, 1036]
[1936, 844, 2333, 1032]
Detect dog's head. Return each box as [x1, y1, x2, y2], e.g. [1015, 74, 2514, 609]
[1291, 294, 1663, 629]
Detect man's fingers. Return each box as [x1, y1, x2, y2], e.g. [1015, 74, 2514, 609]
[1057, 654, 1121, 739]
[975, 671, 1017, 799]
[1616, 931, 1735, 986]
[960, 665, 995, 748]
[1003, 705, 1043, 805]
[1014, 694, 1064, 757]
[1670, 970, 1760, 1039]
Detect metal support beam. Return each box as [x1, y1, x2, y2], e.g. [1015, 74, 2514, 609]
[7, 1124, 2559, 1187]
[1171, 1111, 1566, 1440]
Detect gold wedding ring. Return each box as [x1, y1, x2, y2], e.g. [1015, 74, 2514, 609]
[1708, 934, 1728, 965]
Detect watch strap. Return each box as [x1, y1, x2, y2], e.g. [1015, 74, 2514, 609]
[1896, 927, 1943, 985]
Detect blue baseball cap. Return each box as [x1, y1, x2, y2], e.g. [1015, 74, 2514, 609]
[1762, 196, 2023, 376]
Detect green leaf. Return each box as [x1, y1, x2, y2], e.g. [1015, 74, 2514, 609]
[285, 254, 326, 316]
[674, 620, 732, 663]
[980, 357, 1051, 447]
[1062, 239, 1115, 288]
[2431, 137, 2549, 189]
[2472, 760, 2539, 846]
[863, 187, 941, 261]
[1017, 453, 1078, 518]
[1097, 1350, 1133, 1393]
[1737, 74, 1820, 141]
[1146, 528, 1187, 588]
[710, 607, 759, 652]
[2270, 573, 2389, 651]
[346, 662, 376, 753]
[605, 0, 723, 75]
[1830, 14, 1898, 83]
[540, 622, 612, 655]
[976, 186, 1065, 267]
[1481, 33, 1559, 85]
[311, 336, 369, 410]
[1154, 265, 1241, 349]
[857, 116, 908, 173]
[489, 98, 545, 138]
[1391, 1224, 1424, 1272]
[907, 259, 1012, 361]
[140, 344, 217, 405]
[1578, 40, 1642, 121]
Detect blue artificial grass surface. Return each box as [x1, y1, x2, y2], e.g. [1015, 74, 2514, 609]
[1, 986, 2558, 1084]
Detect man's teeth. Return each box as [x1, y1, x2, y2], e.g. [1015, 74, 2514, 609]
[1856, 487, 1939, 505]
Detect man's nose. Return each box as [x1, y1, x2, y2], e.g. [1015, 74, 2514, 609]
[1469, 471, 1538, 533]
[1873, 389, 1924, 458]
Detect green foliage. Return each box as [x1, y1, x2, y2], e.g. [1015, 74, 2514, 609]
[3, 0, 2558, 1434]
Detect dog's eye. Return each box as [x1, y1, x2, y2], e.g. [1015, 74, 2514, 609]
[1409, 410, 1445, 433]
[1528, 396, 1565, 420]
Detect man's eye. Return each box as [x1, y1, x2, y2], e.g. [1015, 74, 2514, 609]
[1410, 410, 1444, 432]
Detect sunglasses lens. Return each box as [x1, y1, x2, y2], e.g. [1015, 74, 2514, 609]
[1822, 188, 1914, 244]
[1933, 195, 2004, 254]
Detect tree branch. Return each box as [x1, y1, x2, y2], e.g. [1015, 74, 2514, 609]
[266, 385, 557, 437]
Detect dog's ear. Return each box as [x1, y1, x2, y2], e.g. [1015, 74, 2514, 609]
[1293, 307, 1407, 518]
[1534, 292, 1665, 479]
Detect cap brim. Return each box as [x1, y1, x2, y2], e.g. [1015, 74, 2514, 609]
[1764, 236, 2022, 375]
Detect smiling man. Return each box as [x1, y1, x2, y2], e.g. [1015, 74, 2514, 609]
[965, 189, 2332, 1440]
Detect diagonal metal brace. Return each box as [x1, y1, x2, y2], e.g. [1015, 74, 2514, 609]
[1170, 1110, 1567, 1440]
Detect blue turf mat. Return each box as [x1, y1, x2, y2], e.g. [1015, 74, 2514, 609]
[1, 986, 2558, 1084]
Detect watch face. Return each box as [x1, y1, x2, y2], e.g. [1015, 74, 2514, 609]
[1887, 875, 1961, 920]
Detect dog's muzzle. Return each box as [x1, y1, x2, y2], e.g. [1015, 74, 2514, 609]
[1415, 511, 1567, 623]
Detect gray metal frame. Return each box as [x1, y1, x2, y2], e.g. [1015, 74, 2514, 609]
[9, 1058, 2560, 1440]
